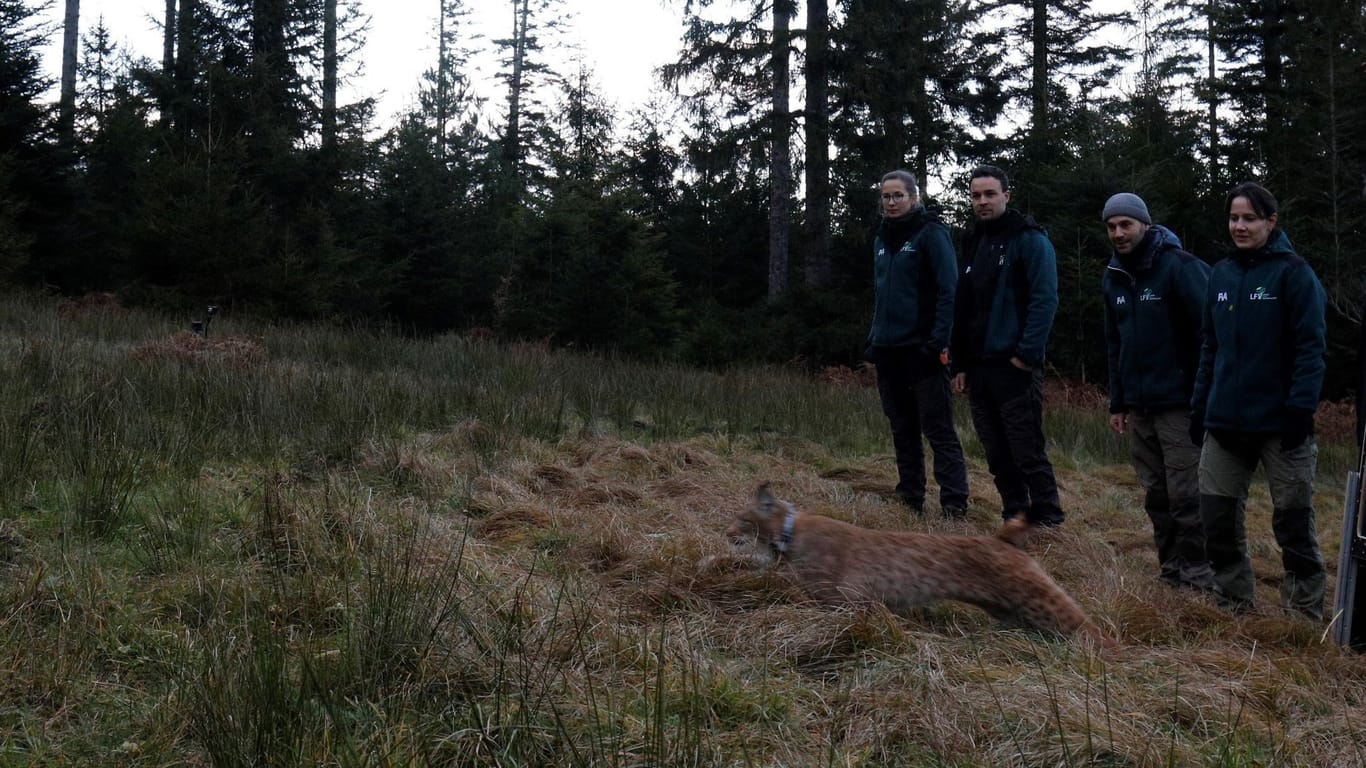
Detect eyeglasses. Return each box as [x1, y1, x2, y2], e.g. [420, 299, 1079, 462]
[881, 192, 909, 202]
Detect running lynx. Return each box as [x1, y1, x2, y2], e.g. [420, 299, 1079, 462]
[725, 484, 1115, 648]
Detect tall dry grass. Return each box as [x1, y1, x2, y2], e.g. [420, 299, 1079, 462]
[0, 290, 1363, 766]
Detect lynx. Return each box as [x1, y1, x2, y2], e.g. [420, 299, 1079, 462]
[724, 484, 1115, 649]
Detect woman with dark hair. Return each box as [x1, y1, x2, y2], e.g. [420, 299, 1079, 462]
[1190, 181, 1328, 618]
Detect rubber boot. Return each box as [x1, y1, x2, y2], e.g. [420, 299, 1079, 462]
[1173, 496, 1216, 591]
[1144, 488, 1180, 585]
[1271, 506, 1326, 620]
[1200, 494, 1255, 610]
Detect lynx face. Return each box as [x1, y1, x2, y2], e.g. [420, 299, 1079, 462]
[726, 483, 785, 551]
[725, 514, 758, 549]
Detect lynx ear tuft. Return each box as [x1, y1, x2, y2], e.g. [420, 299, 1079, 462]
[755, 482, 778, 516]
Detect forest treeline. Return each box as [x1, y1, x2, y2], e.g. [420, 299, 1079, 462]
[2, 0, 1364, 395]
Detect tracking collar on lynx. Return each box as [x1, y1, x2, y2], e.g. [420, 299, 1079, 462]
[726, 483, 1115, 649]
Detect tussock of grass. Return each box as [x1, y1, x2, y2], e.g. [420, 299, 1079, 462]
[2, 292, 1365, 766]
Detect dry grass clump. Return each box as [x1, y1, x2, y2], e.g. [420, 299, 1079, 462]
[1316, 398, 1357, 444]
[56, 291, 123, 319]
[817, 362, 878, 388]
[0, 521, 27, 566]
[1043, 376, 1110, 408]
[131, 330, 266, 369]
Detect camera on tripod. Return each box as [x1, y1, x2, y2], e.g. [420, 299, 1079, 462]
[1335, 463, 1366, 650]
[191, 305, 218, 338]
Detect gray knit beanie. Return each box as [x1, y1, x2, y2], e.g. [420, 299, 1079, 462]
[1102, 192, 1151, 224]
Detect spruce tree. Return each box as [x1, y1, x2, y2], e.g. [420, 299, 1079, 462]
[494, 0, 563, 186]
[989, 0, 1128, 168]
[830, 0, 1006, 198]
[0, 0, 61, 285]
[663, 0, 797, 302]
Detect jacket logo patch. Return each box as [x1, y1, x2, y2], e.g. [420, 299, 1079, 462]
[1249, 286, 1278, 301]
[1140, 288, 1161, 302]
[1216, 291, 1230, 302]
[1115, 296, 1126, 306]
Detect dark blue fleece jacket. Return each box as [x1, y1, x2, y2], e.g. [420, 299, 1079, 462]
[1191, 229, 1326, 432]
[1103, 225, 1210, 413]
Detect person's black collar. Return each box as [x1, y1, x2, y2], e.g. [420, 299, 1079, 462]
[879, 204, 928, 252]
[972, 207, 1028, 239]
[1117, 228, 1156, 271]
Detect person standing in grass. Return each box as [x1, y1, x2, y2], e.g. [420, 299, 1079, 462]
[950, 165, 1062, 528]
[1191, 181, 1328, 618]
[1101, 192, 1216, 591]
[866, 170, 969, 518]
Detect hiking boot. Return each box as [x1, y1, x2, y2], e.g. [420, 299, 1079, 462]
[890, 489, 923, 513]
[942, 505, 967, 519]
[1028, 510, 1065, 528]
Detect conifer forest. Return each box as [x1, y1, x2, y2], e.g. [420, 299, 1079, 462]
[3, 0, 1365, 394]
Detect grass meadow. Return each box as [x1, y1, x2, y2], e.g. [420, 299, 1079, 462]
[1, 292, 1364, 767]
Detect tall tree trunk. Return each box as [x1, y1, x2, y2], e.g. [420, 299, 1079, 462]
[322, 0, 337, 152]
[768, 0, 793, 301]
[1206, 0, 1218, 185]
[437, 0, 448, 158]
[1029, 0, 1048, 154]
[250, 0, 290, 159]
[910, 70, 929, 194]
[161, 0, 176, 127]
[1260, 0, 1285, 187]
[803, 0, 830, 288]
[174, 0, 197, 133]
[59, 0, 80, 145]
[503, 0, 529, 167]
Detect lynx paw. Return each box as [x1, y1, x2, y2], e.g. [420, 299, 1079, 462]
[697, 552, 771, 574]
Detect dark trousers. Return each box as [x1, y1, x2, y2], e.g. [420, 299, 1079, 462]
[967, 365, 1062, 524]
[875, 350, 968, 510]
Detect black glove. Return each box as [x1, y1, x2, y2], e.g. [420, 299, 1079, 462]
[920, 345, 952, 370]
[1280, 407, 1315, 451]
[1188, 410, 1205, 447]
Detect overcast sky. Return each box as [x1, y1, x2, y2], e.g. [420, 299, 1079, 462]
[37, 0, 695, 128]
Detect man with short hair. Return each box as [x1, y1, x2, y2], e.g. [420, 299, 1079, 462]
[1101, 192, 1216, 590]
[950, 165, 1063, 527]
[867, 169, 969, 517]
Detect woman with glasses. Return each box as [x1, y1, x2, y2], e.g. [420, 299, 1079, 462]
[866, 170, 969, 518]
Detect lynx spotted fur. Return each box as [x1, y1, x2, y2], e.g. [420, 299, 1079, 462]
[726, 484, 1115, 648]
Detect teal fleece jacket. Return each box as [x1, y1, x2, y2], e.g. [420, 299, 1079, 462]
[869, 205, 957, 353]
[951, 209, 1059, 370]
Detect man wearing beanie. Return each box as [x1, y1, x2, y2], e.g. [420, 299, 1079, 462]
[950, 165, 1062, 527]
[1101, 192, 1217, 591]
